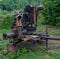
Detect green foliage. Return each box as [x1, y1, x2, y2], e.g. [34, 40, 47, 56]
[1, 14, 14, 29]
[48, 52, 60, 59]
[7, 48, 27, 59]
[6, 46, 46, 59]
[0, 11, 14, 29]
[0, 0, 38, 11]
[41, 0, 60, 26]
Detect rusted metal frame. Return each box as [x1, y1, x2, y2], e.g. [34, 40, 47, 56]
[45, 25, 48, 48]
[42, 36, 60, 40]
[25, 33, 49, 36]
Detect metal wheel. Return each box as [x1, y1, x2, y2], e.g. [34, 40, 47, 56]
[7, 44, 17, 53]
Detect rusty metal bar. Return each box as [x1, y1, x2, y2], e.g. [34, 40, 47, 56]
[42, 36, 60, 40]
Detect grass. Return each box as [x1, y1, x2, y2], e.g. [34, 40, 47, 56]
[36, 25, 60, 35]
[0, 25, 60, 59]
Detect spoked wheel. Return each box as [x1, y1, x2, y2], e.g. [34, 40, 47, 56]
[7, 44, 17, 53]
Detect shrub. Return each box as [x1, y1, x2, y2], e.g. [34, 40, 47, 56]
[41, 0, 60, 26]
[0, 13, 14, 29]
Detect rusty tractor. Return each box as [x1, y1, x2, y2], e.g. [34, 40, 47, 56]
[3, 4, 60, 53]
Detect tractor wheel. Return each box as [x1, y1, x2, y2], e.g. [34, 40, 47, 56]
[7, 44, 17, 53]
